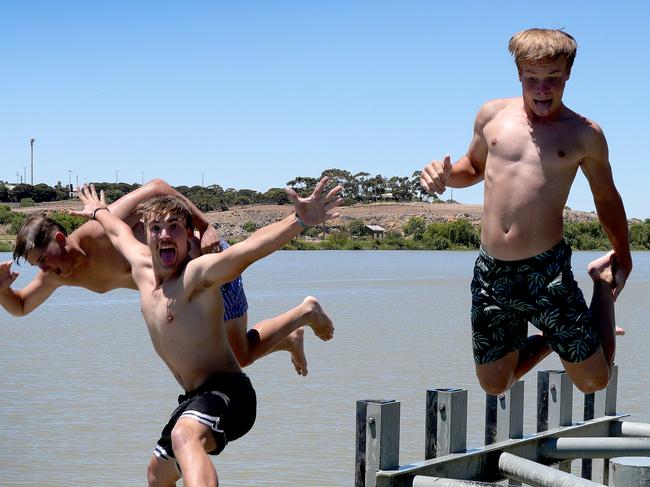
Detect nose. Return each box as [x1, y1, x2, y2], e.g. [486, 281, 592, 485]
[537, 81, 551, 94]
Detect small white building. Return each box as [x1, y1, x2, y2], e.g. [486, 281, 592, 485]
[364, 224, 386, 239]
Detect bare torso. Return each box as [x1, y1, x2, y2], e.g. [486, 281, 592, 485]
[139, 263, 241, 391]
[42, 222, 148, 293]
[480, 98, 595, 260]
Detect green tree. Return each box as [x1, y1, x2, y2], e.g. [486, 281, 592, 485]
[286, 176, 318, 197]
[0, 183, 10, 202]
[386, 176, 411, 201]
[262, 188, 290, 205]
[403, 216, 427, 240]
[10, 184, 35, 202]
[50, 212, 86, 234]
[346, 219, 366, 238]
[630, 222, 650, 250]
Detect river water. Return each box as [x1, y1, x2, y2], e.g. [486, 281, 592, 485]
[1, 250, 648, 486]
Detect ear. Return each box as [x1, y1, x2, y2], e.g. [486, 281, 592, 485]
[54, 231, 67, 246]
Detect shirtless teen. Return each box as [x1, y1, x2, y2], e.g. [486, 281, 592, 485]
[0, 179, 334, 376]
[73, 178, 341, 486]
[420, 28, 631, 395]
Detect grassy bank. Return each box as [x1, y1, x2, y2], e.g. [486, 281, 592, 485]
[2, 205, 649, 253]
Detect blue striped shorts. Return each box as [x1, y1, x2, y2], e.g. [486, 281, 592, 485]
[219, 241, 249, 321]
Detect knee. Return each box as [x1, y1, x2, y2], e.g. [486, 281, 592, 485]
[170, 422, 195, 452]
[573, 371, 610, 394]
[476, 363, 517, 395]
[171, 420, 212, 453]
[478, 375, 514, 396]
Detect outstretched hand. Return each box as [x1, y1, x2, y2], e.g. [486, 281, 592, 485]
[69, 184, 108, 219]
[0, 260, 19, 290]
[285, 177, 343, 227]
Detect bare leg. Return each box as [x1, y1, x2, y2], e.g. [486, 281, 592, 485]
[148, 455, 180, 487]
[171, 418, 218, 487]
[560, 252, 620, 393]
[587, 252, 618, 365]
[226, 296, 334, 375]
[476, 335, 552, 395]
[272, 327, 309, 376]
[513, 334, 552, 379]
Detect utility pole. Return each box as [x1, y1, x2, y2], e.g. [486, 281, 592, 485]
[68, 170, 72, 189]
[201, 173, 205, 187]
[29, 138, 35, 185]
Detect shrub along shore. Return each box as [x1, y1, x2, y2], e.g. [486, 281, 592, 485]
[1, 205, 649, 253]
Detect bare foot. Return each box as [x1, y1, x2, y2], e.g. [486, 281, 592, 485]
[303, 296, 334, 341]
[285, 328, 308, 376]
[587, 251, 615, 286]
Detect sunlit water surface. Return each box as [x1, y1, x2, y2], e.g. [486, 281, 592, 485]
[1, 251, 648, 486]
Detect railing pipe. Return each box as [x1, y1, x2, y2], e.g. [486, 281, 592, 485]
[541, 437, 650, 459]
[620, 421, 650, 437]
[413, 477, 499, 486]
[498, 452, 605, 487]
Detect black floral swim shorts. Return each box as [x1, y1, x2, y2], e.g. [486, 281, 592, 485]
[470, 240, 600, 365]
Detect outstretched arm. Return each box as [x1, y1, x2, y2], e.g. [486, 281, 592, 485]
[187, 177, 342, 287]
[0, 261, 60, 316]
[108, 178, 210, 233]
[104, 178, 220, 255]
[72, 185, 152, 281]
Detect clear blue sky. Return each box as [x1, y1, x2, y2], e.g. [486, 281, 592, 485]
[2, 1, 649, 218]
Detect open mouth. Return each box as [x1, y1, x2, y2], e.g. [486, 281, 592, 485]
[159, 247, 177, 266]
[533, 99, 553, 111]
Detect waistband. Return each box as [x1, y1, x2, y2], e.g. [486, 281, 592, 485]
[182, 372, 251, 398]
[478, 239, 569, 267]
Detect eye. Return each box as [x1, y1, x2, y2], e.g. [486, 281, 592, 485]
[151, 224, 161, 233]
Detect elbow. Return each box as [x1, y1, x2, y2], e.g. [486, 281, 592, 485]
[145, 178, 173, 196]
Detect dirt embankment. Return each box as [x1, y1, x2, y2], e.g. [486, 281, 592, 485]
[4, 201, 599, 241]
[204, 201, 599, 240]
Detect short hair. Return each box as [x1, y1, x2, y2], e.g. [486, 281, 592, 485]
[508, 28, 577, 71]
[13, 214, 67, 263]
[137, 195, 194, 231]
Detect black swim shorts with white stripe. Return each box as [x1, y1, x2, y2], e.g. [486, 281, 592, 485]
[153, 372, 256, 460]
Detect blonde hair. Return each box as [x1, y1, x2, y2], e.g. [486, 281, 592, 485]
[508, 28, 577, 71]
[137, 195, 194, 231]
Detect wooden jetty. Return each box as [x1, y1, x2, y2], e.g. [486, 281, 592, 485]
[355, 366, 650, 486]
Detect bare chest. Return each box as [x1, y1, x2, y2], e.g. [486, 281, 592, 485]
[483, 117, 585, 189]
[143, 280, 220, 326]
